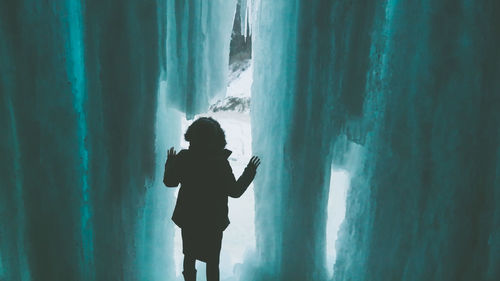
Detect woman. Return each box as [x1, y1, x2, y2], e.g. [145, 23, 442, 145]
[163, 117, 260, 281]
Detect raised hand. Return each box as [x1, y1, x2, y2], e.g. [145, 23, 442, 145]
[167, 147, 177, 160]
[247, 156, 261, 171]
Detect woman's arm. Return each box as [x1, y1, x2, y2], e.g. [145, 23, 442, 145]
[226, 156, 260, 198]
[163, 147, 180, 187]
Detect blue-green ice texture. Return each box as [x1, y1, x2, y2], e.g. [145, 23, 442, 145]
[1, 0, 499, 281]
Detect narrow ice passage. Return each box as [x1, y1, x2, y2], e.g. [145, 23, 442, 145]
[1, 0, 499, 281]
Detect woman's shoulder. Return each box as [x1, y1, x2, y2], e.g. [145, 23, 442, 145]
[174, 149, 190, 164]
[177, 149, 189, 156]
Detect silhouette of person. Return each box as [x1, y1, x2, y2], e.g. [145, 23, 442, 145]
[163, 117, 260, 281]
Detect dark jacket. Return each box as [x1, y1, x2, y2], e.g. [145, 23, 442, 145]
[163, 148, 256, 231]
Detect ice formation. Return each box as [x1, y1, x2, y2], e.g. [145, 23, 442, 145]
[165, 0, 236, 118]
[248, 1, 500, 281]
[1, 1, 164, 279]
[1, 0, 499, 281]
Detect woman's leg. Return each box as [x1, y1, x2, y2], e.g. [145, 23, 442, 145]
[206, 231, 222, 281]
[206, 259, 219, 281]
[183, 255, 196, 281]
[183, 255, 196, 272]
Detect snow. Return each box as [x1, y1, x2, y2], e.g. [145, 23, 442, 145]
[227, 60, 253, 98]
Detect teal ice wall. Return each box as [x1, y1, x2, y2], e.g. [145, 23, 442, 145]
[0, 1, 167, 280]
[248, 0, 500, 281]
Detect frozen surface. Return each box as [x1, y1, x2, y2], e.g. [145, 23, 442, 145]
[2, 1, 500, 281]
[248, 1, 500, 281]
[1, 1, 166, 280]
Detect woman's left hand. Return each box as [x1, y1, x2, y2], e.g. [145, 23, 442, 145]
[247, 156, 261, 171]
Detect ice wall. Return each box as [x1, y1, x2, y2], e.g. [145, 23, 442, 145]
[0, 1, 170, 280]
[1, 2, 93, 279]
[249, 0, 500, 281]
[333, 1, 500, 281]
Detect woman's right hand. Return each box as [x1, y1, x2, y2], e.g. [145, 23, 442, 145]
[167, 147, 177, 160]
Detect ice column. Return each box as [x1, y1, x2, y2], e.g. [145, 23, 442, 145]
[249, 0, 362, 280]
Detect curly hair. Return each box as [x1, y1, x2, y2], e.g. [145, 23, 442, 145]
[184, 117, 227, 151]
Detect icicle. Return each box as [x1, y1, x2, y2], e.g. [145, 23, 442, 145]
[165, 0, 237, 118]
